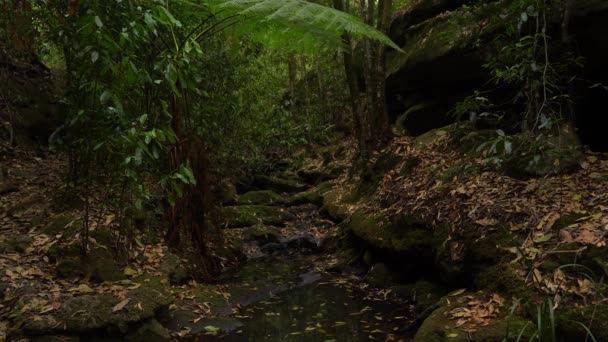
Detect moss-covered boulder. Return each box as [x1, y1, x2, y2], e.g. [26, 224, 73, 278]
[322, 189, 349, 222]
[55, 247, 125, 282]
[125, 319, 170, 342]
[243, 225, 281, 244]
[557, 304, 608, 342]
[503, 126, 582, 178]
[287, 182, 332, 206]
[42, 214, 81, 236]
[237, 190, 284, 206]
[215, 180, 237, 205]
[392, 279, 446, 313]
[414, 294, 535, 342]
[364, 263, 393, 287]
[158, 252, 189, 285]
[222, 205, 295, 228]
[348, 210, 433, 255]
[252, 175, 308, 193]
[0, 235, 32, 253]
[22, 277, 173, 337]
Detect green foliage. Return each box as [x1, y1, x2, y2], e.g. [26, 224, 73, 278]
[20, 0, 392, 256]
[208, 0, 401, 52]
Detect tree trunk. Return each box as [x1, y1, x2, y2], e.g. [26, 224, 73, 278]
[288, 53, 297, 109]
[372, 0, 392, 143]
[332, 0, 367, 162]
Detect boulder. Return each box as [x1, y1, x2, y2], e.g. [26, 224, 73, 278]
[414, 294, 535, 342]
[251, 175, 307, 193]
[558, 304, 608, 342]
[392, 279, 446, 312]
[125, 319, 170, 342]
[348, 210, 433, 256]
[42, 214, 80, 236]
[290, 181, 333, 206]
[243, 225, 281, 245]
[0, 235, 32, 253]
[215, 180, 237, 205]
[503, 125, 582, 177]
[55, 247, 125, 282]
[364, 263, 393, 287]
[222, 205, 295, 228]
[23, 277, 173, 337]
[158, 252, 189, 285]
[237, 190, 284, 206]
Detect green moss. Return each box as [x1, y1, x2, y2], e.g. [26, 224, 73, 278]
[348, 210, 433, 254]
[252, 175, 307, 193]
[243, 225, 281, 244]
[414, 294, 535, 342]
[358, 152, 400, 197]
[388, 0, 516, 76]
[237, 190, 284, 206]
[42, 215, 81, 236]
[475, 263, 531, 300]
[392, 279, 446, 312]
[400, 156, 422, 177]
[558, 305, 608, 342]
[55, 248, 125, 282]
[440, 162, 479, 183]
[222, 205, 295, 228]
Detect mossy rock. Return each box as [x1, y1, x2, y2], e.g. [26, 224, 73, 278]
[288, 189, 323, 206]
[348, 210, 433, 255]
[400, 156, 422, 177]
[321, 187, 358, 222]
[503, 126, 582, 178]
[251, 175, 307, 193]
[158, 252, 190, 285]
[42, 215, 81, 236]
[388, 0, 515, 77]
[55, 248, 125, 282]
[474, 263, 531, 301]
[243, 225, 281, 244]
[237, 190, 284, 206]
[23, 277, 173, 337]
[216, 180, 237, 205]
[557, 304, 608, 342]
[0, 235, 32, 253]
[392, 279, 446, 313]
[440, 162, 479, 183]
[459, 129, 500, 155]
[364, 263, 393, 287]
[125, 319, 170, 342]
[222, 205, 295, 228]
[414, 294, 535, 342]
[358, 152, 401, 196]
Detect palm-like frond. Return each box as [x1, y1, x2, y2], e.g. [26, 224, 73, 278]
[205, 0, 400, 52]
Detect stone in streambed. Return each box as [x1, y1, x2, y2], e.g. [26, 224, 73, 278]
[252, 175, 307, 193]
[23, 277, 173, 337]
[222, 205, 294, 228]
[243, 225, 281, 244]
[237, 190, 284, 206]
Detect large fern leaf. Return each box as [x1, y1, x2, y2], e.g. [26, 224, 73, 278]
[204, 0, 400, 52]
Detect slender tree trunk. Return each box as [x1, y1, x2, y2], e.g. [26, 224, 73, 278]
[288, 53, 297, 109]
[332, 0, 367, 162]
[373, 0, 392, 143]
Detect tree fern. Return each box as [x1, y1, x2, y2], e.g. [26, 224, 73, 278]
[200, 0, 401, 52]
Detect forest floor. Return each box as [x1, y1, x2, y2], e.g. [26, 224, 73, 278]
[0, 139, 412, 341]
[2, 125, 608, 341]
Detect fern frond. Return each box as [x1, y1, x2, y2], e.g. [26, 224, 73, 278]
[204, 0, 401, 52]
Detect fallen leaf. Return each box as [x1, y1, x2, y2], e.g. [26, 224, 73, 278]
[112, 298, 130, 313]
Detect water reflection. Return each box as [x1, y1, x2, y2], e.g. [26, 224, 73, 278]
[209, 281, 412, 342]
